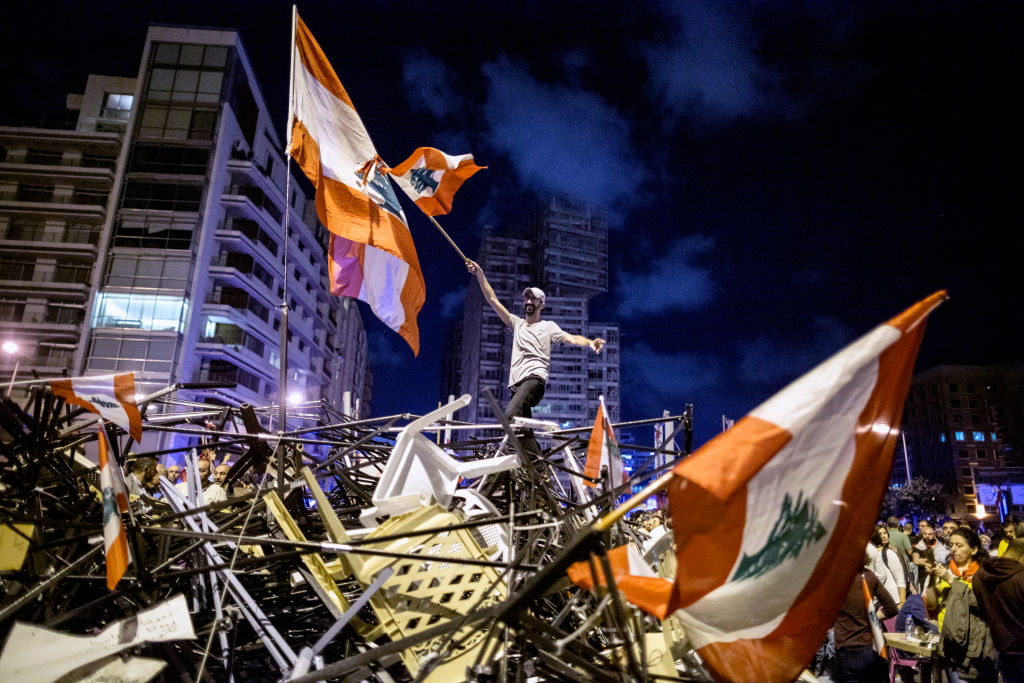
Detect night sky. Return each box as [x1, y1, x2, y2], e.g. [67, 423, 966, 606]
[3, 1, 1021, 446]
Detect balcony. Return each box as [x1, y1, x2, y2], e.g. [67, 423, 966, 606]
[222, 184, 282, 224]
[204, 287, 271, 325]
[210, 251, 276, 291]
[0, 188, 107, 217]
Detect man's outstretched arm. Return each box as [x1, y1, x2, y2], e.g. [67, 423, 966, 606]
[563, 333, 605, 355]
[466, 260, 511, 327]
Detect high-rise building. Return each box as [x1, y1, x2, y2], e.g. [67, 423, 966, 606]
[1, 25, 371, 452]
[1, 75, 135, 390]
[446, 197, 619, 430]
[899, 363, 1024, 517]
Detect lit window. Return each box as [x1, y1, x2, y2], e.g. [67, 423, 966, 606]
[991, 432, 997, 441]
[940, 433, 947, 443]
[102, 93, 134, 120]
[972, 431, 985, 442]
[954, 431, 965, 441]
[92, 292, 188, 332]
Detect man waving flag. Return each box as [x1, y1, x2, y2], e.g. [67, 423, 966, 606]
[567, 291, 946, 682]
[289, 12, 425, 355]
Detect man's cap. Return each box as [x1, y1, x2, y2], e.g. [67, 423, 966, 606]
[522, 286, 546, 303]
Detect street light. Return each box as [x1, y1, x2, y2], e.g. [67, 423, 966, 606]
[3, 341, 19, 397]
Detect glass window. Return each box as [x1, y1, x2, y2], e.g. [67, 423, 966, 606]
[939, 433, 947, 443]
[179, 45, 204, 66]
[972, 431, 985, 442]
[991, 432, 997, 441]
[92, 292, 188, 332]
[102, 93, 134, 120]
[954, 431, 965, 442]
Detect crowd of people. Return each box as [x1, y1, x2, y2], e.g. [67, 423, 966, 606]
[122, 450, 244, 506]
[828, 515, 1024, 683]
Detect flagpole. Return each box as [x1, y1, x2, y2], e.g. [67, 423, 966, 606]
[427, 215, 469, 263]
[276, 3, 298, 488]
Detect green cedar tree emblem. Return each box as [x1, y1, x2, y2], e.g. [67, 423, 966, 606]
[408, 167, 439, 194]
[731, 491, 827, 582]
[356, 168, 404, 217]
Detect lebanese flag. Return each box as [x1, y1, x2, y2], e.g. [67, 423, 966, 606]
[97, 427, 130, 590]
[583, 396, 624, 489]
[567, 544, 673, 618]
[50, 373, 142, 442]
[289, 13, 425, 355]
[386, 147, 484, 217]
[604, 291, 945, 682]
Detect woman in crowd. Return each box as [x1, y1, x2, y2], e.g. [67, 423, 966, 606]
[870, 526, 909, 607]
[926, 527, 997, 682]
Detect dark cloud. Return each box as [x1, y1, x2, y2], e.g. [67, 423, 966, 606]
[642, 3, 765, 120]
[738, 315, 855, 387]
[480, 57, 646, 217]
[401, 51, 461, 120]
[438, 289, 464, 319]
[367, 331, 408, 370]
[615, 235, 716, 316]
[640, 1, 808, 126]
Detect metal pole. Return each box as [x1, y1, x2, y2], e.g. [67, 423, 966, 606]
[6, 359, 18, 396]
[901, 429, 911, 483]
[277, 3, 298, 488]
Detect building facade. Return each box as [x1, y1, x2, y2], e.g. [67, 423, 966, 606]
[899, 363, 1024, 518]
[1, 75, 135, 387]
[1, 26, 371, 452]
[447, 197, 620, 430]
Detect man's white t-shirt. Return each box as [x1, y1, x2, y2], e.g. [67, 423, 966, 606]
[507, 314, 566, 386]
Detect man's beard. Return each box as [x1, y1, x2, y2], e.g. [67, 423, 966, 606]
[524, 303, 536, 315]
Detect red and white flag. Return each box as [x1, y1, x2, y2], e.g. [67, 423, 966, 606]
[599, 291, 945, 682]
[583, 396, 624, 489]
[289, 13, 425, 355]
[97, 427, 130, 590]
[50, 373, 142, 442]
[567, 543, 673, 618]
[386, 147, 484, 217]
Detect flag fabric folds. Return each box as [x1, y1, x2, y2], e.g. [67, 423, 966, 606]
[386, 147, 484, 217]
[50, 373, 143, 442]
[567, 544, 674, 618]
[582, 396, 624, 489]
[97, 427, 130, 590]
[289, 13, 425, 355]
[648, 290, 946, 682]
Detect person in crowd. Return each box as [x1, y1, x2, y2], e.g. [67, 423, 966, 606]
[887, 516, 914, 560]
[925, 526, 997, 682]
[914, 521, 950, 567]
[124, 457, 157, 499]
[972, 539, 1024, 683]
[996, 517, 1017, 557]
[834, 564, 898, 682]
[979, 533, 995, 557]
[214, 463, 230, 486]
[940, 518, 960, 543]
[871, 526, 909, 607]
[175, 455, 226, 504]
[642, 512, 667, 552]
[166, 464, 180, 484]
